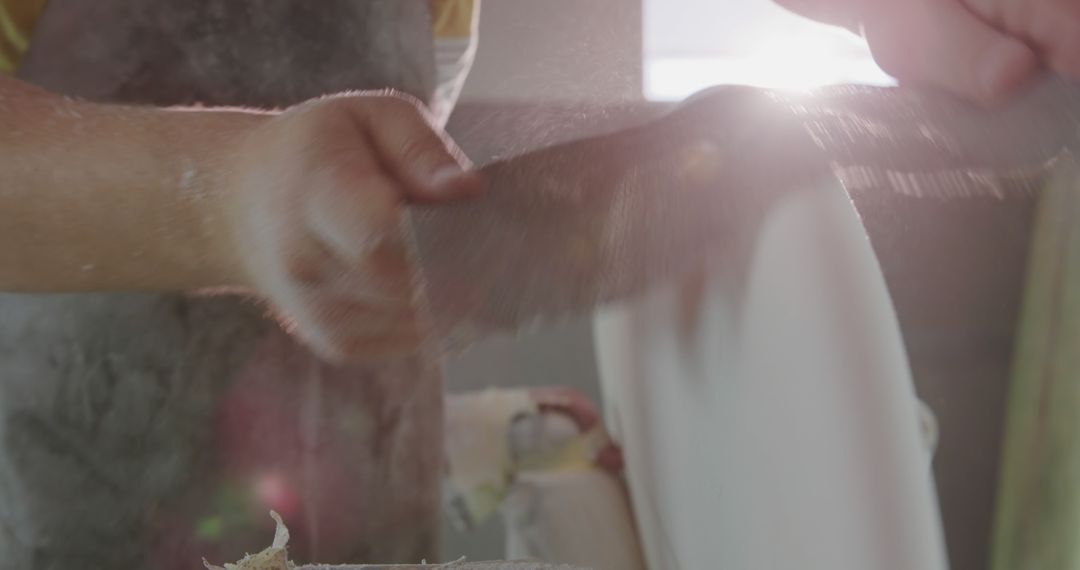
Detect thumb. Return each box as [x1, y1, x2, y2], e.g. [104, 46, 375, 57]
[862, 0, 1039, 103]
[357, 94, 484, 202]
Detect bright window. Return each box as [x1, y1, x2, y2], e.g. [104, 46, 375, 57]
[644, 0, 894, 100]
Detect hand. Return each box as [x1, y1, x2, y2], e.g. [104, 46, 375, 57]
[860, 0, 1045, 103]
[779, 0, 1074, 103]
[220, 92, 482, 361]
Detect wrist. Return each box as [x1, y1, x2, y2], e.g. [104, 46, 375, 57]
[162, 107, 270, 291]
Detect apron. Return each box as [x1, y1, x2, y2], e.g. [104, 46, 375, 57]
[2, 2, 444, 568]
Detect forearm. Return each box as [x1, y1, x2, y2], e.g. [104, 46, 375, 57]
[0, 75, 266, 292]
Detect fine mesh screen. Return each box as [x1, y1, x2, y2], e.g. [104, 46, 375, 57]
[407, 80, 1080, 350]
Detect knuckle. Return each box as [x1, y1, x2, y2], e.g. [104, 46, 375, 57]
[296, 94, 354, 120]
[376, 89, 426, 112]
[291, 90, 431, 130]
[365, 90, 428, 121]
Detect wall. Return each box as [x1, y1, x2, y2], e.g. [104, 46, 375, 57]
[458, 0, 642, 104]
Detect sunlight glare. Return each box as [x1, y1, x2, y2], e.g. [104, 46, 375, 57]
[645, 2, 895, 100]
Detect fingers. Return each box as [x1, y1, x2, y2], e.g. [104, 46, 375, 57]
[288, 155, 417, 360]
[286, 303, 420, 362]
[306, 295, 422, 359]
[1008, 0, 1080, 77]
[964, 0, 1080, 77]
[302, 93, 488, 272]
[249, 92, 485, 362]
[303, 147, 405, 268]
[287, 242, 421, 362]
[352, 94, 484, 201]
[284, 268, 421, 361]
[291, 103, 431, 361]
[862, 0, 1039, 102]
